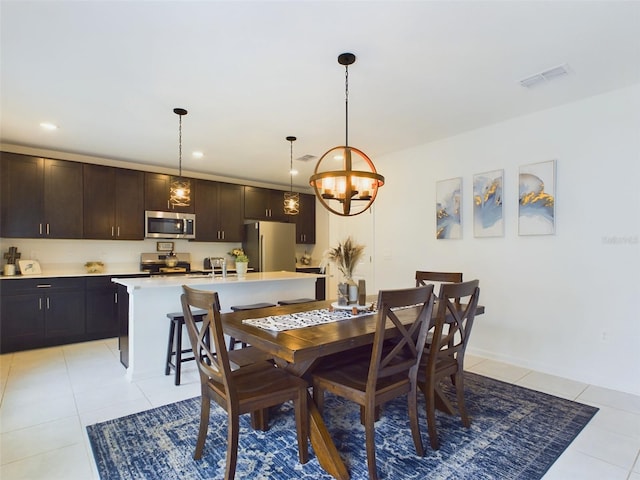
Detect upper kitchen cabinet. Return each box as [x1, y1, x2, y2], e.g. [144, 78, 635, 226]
[194, 179, 244, 242]
[0, 152, 83, 238]
[293, 193, 316, 244]
[144, 173, 196, 213]
[83, 165, 144, 240]
[244, 186, 289, 222]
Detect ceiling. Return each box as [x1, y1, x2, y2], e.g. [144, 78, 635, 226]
[1, 1, 639, 190]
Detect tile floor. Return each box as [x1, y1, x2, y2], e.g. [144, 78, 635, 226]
[0, 338, 639, 480]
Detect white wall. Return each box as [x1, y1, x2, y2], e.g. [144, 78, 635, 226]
[358, 84, 640, 395]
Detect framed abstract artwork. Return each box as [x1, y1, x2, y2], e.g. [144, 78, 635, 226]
[436, 177, 462, 239]
[518, 160, 556, 235]
[473, 169, 504, 237]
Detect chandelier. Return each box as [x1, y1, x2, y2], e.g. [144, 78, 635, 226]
[169, 107, 191, 207]
[309, 53, 384, 216]
[284, 136, 300, 215]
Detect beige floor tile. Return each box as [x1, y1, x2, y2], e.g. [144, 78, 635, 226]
[570, 422, 639, 470]
[515, 370, 588, 400]
[584, 404, 640, 441]
[0, 442, 96, 480]
[466, 358, 530, 383]
[542, 449, 628, 480]
[73, 380, 146, 414]
[0, 392, 77, 433]
[0, 416, 84, 464]
[578, 384, 640, 415]
[79, 396, 153, 427]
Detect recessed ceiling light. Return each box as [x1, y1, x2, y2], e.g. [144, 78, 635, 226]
[40, 122, 58, 130]
[192, 151, 204, 158]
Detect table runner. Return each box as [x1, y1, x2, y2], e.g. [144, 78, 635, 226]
[242, 307, 371, 332]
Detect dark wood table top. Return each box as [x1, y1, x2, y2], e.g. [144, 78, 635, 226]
[222, 298, 485, 366]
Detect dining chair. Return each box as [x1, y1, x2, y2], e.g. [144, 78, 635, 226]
[415, 271, 463, 286]
[312, 285, 435, 480]
[417, 279, 480, 450]
[181, 285, 309, 480]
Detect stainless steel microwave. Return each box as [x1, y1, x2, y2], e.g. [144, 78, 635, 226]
[144, 210, 196, 239]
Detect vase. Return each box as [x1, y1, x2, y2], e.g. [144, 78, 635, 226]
[235, 261, 248, 277]
[342, 277, 358, 305]
[337, 282, 349, 306]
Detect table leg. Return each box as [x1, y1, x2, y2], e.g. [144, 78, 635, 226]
[307, 391, 350, 480]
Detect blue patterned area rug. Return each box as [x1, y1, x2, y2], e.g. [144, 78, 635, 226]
[87, 372, 597, 480]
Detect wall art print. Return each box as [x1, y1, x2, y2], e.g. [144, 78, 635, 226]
[473, 169, 504, 237]
[518, 159, 556, 235]
[436, 177, 462, 239]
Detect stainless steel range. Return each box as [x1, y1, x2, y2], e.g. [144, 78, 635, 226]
[140, 252, 192, 275]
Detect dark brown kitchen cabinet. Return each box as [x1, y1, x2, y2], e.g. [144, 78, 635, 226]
[85, 276, 119, 337]
[144, 172, 196, 213]
[194, 179, 244, 242]
[0, 152, 83, 238]
[244, 186, 289, 222]
[83, 165, 144, 239]
[0, 277, 85, 353]
[294, 193, 316, 244]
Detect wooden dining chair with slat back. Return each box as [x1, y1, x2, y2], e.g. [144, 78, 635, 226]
[312, 285, 435, 480]
[418, 279, 480, 450]
[415, 271, 463, 307]
[181, 285, 309, 480]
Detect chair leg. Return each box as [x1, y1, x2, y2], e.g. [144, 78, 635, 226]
[194, 394, 211, 460]
[165, 320, 176, 375]
[295, 389, 309, 464]
[174, 320, 183, 386]
[364, 404, 379, 480]
[424, 381, 440, 450]
[455, 371, 470, 428]
[225, 408, 240, 480]
[408, 386, 425, 457]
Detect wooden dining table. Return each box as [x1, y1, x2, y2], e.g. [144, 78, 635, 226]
[221, 297, 484, 480]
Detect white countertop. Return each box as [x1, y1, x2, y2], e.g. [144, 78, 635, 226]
[112, 270, 323, 290]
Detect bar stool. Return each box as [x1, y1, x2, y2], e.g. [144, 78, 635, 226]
[228, 302, 276, 350]
[278, 298, 316, 305]
[165, 309, 208, 386]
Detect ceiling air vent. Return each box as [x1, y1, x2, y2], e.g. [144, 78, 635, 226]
[519, 63, 571, 88]
[296, 154, 317, 162]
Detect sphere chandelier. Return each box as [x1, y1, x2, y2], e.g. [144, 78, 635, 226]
[309, 53, 384, 217]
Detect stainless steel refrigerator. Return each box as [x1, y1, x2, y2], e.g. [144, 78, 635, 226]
[243, 221, 296, 272]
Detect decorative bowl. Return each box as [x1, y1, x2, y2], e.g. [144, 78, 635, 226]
[85, 261, 105, 273]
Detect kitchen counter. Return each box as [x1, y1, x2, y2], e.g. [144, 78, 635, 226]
[113, 271, 324, 381]
[0, 263, 145, 280]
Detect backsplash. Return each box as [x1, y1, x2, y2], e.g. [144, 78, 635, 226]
[0, 237, 320, 273]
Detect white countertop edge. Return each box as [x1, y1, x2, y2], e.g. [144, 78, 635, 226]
[112, 271, 323, 289]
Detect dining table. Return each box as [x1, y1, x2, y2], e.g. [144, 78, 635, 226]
[221, 297, 485, 480]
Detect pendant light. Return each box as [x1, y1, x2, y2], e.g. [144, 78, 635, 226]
[169, 107, 191, 207]
[309, 53, 384, 216]
[284, 135, 300, 215]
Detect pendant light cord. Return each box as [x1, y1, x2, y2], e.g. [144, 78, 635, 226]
[345, 64, 349, 147]
[289, 139, 294, 192]
[178, 114, 183, 178]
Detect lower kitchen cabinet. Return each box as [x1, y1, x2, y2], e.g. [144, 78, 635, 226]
[85, 276, 119, 338]
[0, 274, 147, 353]
[0, 277, 85, 353]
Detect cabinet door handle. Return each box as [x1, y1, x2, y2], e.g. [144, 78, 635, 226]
[46, 297, 50, 309]
[39, 223, 43, 235]
[46, 223, 50, 235]
[221, 231, 225, 240]
[39, 298, 42, 310]
[117, 226, 120, 237]
[114, 292, 118, 304]
[111, 226, 115, 237]
[36, 284, 52, 288]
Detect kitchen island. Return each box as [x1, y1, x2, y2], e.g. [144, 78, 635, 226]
[112, 271, 323, 381]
